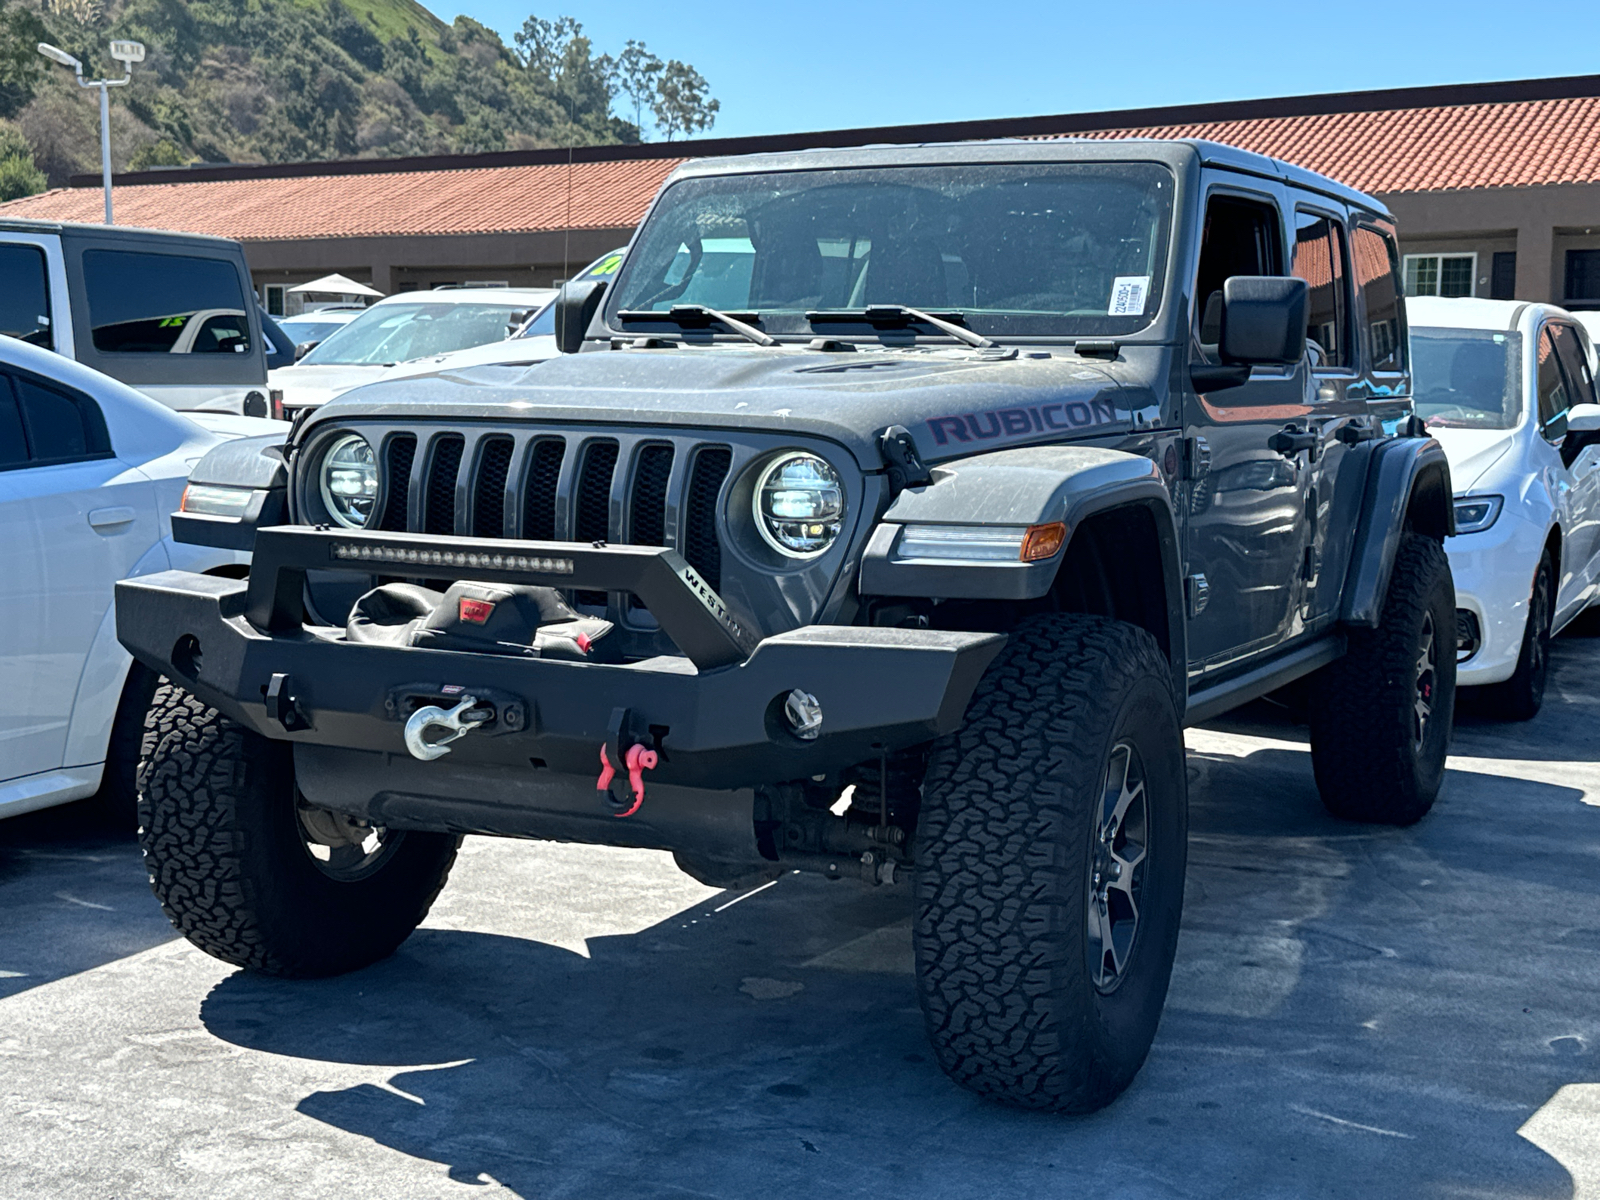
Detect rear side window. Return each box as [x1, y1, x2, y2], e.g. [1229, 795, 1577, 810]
[1291, 212, 1349, 368]
[0, 243, 53, 349]
[0, 373, 112, 467]
[1352, 225, 1403, 372]
[83, 249, 251, 354]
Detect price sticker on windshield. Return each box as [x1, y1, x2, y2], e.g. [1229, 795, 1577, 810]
[1108, 276, 1150, 316]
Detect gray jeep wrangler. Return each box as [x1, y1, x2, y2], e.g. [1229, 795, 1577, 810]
[118, 139, 1454, 1113]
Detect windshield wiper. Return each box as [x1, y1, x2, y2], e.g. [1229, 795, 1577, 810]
[615, 304, 776, 347]
[805, 305, 995, 349]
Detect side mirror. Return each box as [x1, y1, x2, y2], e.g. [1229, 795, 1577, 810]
[1566, 402, 1600, 434]
[554, 280, 607, 355]
[1219, 276, 1308, 366]
[293, 340, 319, 362]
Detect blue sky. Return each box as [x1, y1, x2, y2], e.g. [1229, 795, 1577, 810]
[437, 1, 1600, 140]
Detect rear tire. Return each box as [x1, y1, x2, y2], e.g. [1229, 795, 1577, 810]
[915, 614, 1187, 1113]
[1481, 550, 1553, 721]
[137, 682, 460, 977]
[1308, 533, 1456, 824]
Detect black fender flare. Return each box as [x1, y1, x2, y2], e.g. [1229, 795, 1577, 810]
[1339, 435, 1454, 627]
[858, 444, 1186, 691]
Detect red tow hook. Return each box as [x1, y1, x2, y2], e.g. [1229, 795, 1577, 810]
[597, 743, 658, 818]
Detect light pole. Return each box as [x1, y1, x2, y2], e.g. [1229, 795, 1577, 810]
[36, 39, 144, 225]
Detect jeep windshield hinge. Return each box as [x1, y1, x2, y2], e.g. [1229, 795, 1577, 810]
[878, 425, 934, 495]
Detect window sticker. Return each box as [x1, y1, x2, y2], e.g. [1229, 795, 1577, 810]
[1108, 276, 1150, 316]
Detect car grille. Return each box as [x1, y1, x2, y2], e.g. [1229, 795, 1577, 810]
[373, 427, 734, 591]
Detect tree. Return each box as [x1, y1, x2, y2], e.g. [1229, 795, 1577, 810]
[0, 119, 44, 199]
[0, 2, 49, 118]
[652, 59, 717, 142]
[512, 14, 579, 77]
[615, 39, 660, 140]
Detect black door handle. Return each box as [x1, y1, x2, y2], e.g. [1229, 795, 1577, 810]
[1269, 426, 1318, 458]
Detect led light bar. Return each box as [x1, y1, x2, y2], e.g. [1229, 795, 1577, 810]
[331, 543, 574, 574]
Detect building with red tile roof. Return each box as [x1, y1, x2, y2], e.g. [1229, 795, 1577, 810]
[6, 72, 1600, 310]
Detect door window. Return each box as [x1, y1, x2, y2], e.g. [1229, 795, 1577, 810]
[1537, 327, 1572, 442]
[0, 244, 53, 349]
[1292, 212, 1350, 368]
[82, 249, 251, 354]
[1353, 226, 1404, 372]
[1194, 194, 1283, 359]
[0, 373, 112, 468]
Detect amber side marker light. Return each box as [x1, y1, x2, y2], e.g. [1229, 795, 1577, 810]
[1019, 522, 1067, 562]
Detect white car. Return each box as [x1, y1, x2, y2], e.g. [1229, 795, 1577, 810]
[0, 334, 286, 820]
[269, 288, 556, 417]
[276, 308, 364, 357]
[1408, 297, 1600, 718]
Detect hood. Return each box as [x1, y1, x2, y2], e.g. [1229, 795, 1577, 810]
[269, 362, 390, 408]
[185, 412, 292, 440]
[1427, 425, 1517, 494]
[372, 334, 561, 385]
[317, 344, 1136, 468]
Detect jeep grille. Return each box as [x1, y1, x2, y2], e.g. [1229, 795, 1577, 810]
[372, 428, 734, 591]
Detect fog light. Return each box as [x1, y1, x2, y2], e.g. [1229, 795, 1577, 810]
[784, 689, 823, 740]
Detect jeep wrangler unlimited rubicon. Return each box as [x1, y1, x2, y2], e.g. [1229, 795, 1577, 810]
[117, 140, 1454, 1114]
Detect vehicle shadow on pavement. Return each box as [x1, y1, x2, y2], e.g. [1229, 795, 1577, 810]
[191, 730, 1597, 1200]
[0, 798, 176, 1000]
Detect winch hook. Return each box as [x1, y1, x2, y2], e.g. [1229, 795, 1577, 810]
[404, 695, 489, 761]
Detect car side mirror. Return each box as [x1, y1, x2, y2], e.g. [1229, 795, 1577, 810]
[1220, 276, 1308, 367]
[293, 340, 319, 362]
[554, 279, 608, 355]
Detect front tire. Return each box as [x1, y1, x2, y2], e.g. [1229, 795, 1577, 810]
[137, 682, 460, 977]
[1308, 533, 1456, 824]
[1482, 549, 1553, 720]
[915, 614, 1187, 1113]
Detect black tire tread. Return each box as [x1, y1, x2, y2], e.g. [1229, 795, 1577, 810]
[915, 613, 1182, 1113]
[137, 681, 459, 976]
[1309, 533, 1454, 824]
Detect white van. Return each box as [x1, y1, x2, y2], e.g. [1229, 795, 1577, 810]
[0, 218, 271, 415]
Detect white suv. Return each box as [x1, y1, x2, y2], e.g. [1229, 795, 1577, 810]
[1408, 296, 1600, 717]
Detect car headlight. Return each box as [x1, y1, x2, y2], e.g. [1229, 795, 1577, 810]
[753, 452, 845, 558]
[318, 434, 379, 529]
[1453, 494, 1503, 535]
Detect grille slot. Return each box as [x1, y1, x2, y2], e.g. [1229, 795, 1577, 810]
[379, 435, 415, 531]
[522, 438, 565, 540]
[685, 446, 732, 589]
[425, 435, 465, 535]
[472, 435, 514, 537]
[574, 440, 619, 604]
[629, 444, 674, 546]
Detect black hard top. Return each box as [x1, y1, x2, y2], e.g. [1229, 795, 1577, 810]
[0, 216, 245, 252]
[665, 137, 1392, 220]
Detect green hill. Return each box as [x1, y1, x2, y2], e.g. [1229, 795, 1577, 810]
[0, 0, 708, 191]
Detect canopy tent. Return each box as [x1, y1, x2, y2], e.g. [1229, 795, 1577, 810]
[288, 273, 382, 298]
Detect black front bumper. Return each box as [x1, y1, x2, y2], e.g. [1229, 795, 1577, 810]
[116, 527, 1002, 841]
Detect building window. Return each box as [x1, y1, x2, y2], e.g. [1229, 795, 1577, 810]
[1403, 253, 1475, 298]
[1565, 250, 1600, 306]
[264, 284, 285, 316]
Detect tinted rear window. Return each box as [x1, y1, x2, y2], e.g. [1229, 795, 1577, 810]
[0, 381, 27, 468]
[83, 249, 250, 354]
[0, 244, 52, 349]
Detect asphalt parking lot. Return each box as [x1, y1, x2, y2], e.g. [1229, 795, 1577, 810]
[4, 637, 1600, 1199]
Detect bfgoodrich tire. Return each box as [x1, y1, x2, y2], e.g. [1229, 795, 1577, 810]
[137, 682, 460, 977]
[915, 614, 1187, 1113]
[1308, 533, 1456, 824]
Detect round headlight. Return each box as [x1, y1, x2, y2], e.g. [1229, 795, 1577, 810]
[318, 434, 379, 529]
[754, 452, 844, 558]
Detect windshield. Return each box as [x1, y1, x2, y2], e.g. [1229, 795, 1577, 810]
[280, 318, 350, 346]
[301, 302, 527, 366]
[607, 163, 1174, 339]
[1411, 326, 1523, 430]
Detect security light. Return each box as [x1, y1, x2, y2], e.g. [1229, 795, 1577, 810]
[109, 41, 145, 65]
[36, 42, 82, 72]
